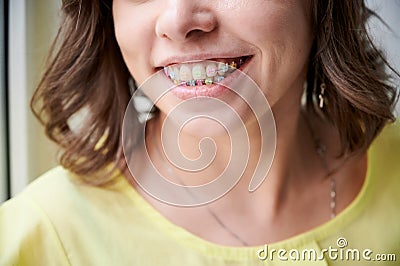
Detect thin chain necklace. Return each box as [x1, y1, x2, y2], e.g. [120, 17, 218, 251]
[149, 121, 252, 246]
[149, 113, 339, 246]
[162, 164, 252, 246]
[301, 111, 341, 220]
[315, 135, 337, 219]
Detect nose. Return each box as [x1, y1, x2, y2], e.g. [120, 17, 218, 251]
[155, 1, 217, 42]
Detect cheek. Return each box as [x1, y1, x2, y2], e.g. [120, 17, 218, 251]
[261, 13, 312, 76]
[113, 3, 155, 83]
[242, 3, 312, 86]
[255, 4, 311, 56]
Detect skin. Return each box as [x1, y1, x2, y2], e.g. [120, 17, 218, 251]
[113, 0, 367, 246]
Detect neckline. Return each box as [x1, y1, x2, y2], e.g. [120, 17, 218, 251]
[117, 134, 378, 261]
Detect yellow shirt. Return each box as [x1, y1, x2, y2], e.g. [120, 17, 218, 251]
[1, 123, 399, 266]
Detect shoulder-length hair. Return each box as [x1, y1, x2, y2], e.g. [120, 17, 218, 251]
[32, 0, 398, 183]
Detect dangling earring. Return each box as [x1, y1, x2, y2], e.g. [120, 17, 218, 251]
[319, 83, 326, 109]
[128, 77, 137, 96]
[129, 77, 157, 123]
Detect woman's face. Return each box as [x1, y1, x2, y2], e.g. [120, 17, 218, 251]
[113, 0, 312, 126]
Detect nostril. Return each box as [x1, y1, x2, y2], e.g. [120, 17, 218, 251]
[155, 5, 217, 42]
[185, 29, 206, 39]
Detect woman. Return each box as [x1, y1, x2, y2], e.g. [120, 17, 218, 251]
[1, 0, 399, 265]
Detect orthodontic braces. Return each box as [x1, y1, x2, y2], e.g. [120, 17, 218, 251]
[164, 61, 241, 87]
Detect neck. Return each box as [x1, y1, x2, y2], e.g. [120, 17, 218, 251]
[147, 92, 321, 216]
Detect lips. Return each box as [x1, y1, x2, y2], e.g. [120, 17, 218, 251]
[163, 56, 252, 86]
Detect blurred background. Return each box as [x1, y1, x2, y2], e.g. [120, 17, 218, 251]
[0, 0, 399, 202]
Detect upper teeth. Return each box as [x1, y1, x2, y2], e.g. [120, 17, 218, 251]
[164, 59, 242, 86]
[179, 65, 192, 81]
[192, 64, 207, 80]
[217, 62, 229, 76]
[206, 63, 218, 77]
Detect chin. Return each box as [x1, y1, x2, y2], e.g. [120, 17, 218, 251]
[160, 110, 239, 139]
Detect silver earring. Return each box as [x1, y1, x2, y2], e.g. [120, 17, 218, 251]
[128, 77, 137, 96]
[318, 83, 326, 109]
[129, 77, 156, 123]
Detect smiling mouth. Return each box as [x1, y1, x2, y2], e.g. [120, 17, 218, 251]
[163, 56, 252, 86]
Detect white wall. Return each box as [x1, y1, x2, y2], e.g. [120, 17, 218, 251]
[366, 0, 400, 115]
[0, 0, 7, 202]
[8, 0, 60, 196]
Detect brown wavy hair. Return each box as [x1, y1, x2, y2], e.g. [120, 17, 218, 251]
[32, 0, 398, 183]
